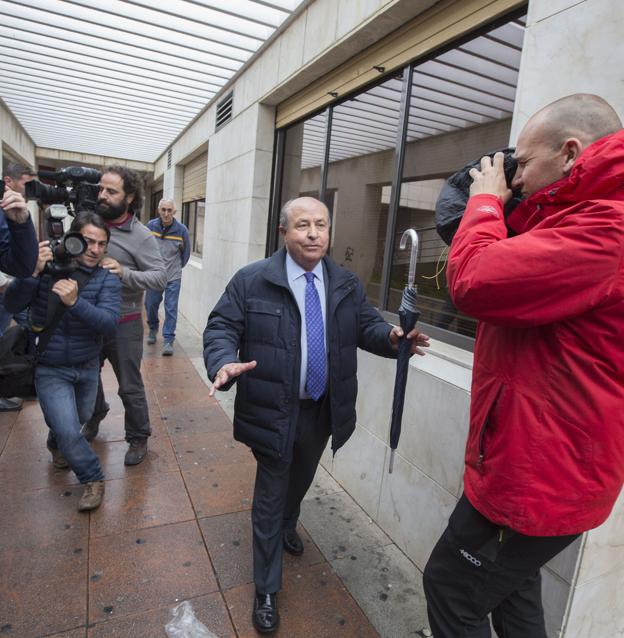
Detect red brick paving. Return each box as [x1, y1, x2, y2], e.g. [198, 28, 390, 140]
[0, 334, 380, 637]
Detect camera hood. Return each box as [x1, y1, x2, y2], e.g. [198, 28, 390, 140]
[435, 148, 522, 245]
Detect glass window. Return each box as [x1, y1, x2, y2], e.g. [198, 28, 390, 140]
[325, 75, 403, 307]
[270, 12, 526, 346]
[194, 200, 205, 255]
[182, 199, 204, 257]
[386, 179, 477, 337]
[284, 111, 326, 203]
[150, 189, 163, 219]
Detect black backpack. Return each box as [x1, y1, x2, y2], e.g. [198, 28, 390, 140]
[0, 324, 35, 398]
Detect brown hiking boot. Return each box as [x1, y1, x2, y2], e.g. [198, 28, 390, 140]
[78, 481, 105, 511]
[48, 446, 69, 470]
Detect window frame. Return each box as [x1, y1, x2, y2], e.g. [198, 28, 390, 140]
[267, 8, 527, 351]
[182, 198, 205, 257]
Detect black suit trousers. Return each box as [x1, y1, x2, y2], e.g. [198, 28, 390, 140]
[251, 396, 331, 594]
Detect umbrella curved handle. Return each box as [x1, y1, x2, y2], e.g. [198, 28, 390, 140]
[400, 229, 419, 289]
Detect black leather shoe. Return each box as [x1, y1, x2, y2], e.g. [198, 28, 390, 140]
[252, 592, 279, 634]
[283, 528, 304, 556]
[81, 402, 109, 442]
[0, 397, 23, 412]
[124, 439, 148, 466]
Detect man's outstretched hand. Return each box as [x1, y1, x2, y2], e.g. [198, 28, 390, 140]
[209, 360, 257, 396]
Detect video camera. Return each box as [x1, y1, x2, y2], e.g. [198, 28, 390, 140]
[435, 148, 521, 245]
[25, 166, 101, 216]
[25, 166, 101, 276]
[40, 204, 87, 276]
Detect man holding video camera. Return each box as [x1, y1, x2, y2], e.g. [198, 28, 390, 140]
[4, 211, 120, 511]
[0, 163, 39, 411]
[82, 166, 166, 466]
[423, 94, 624, 637]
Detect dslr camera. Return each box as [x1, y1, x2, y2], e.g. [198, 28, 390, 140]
[25, 167, 102, 276]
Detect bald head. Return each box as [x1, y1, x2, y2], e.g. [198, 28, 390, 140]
[512, 94, 622, 198]
[530, 93, 621, 150]
[279, 197, 330, 229]
[158, 198, 176, 226]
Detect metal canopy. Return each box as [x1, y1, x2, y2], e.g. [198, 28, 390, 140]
[301, 16, 525, 169]
[0, 0, 303, 162]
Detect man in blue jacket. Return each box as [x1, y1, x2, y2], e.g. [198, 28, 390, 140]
[204, 196, 429, 634]
[145, 198, 190, 356]
[5, 212, 121, 512]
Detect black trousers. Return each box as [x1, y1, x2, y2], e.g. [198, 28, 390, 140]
[423, 495, 579, 638]
[252, 397, 331, 595]
[89, 319, 151, 442]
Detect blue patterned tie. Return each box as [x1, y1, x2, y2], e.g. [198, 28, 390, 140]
[304, 272, 326, 400]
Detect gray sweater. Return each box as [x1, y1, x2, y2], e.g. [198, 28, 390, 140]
[107, 214, 167, 317]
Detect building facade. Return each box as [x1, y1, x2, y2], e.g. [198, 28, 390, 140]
[3, 0, 621, 635]
[154, 2, 623, 635]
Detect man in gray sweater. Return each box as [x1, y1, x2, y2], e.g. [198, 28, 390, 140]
[82, 166, 166, 465]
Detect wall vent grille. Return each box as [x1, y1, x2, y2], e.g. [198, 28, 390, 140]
[215, 91, 234, 131]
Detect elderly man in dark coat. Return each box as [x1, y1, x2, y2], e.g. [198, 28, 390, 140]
[203, 196, 428, 634]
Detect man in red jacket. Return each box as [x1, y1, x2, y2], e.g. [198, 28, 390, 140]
[423, 94, 624, 637]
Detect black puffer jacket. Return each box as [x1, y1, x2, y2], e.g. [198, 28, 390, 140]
[203, 248, 396, 460]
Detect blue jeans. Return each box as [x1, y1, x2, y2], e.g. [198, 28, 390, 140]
[35, 358, 104, 484]
[145, 278, 181, 342]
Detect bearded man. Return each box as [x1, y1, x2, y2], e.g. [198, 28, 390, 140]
[82, 166, 166, 465]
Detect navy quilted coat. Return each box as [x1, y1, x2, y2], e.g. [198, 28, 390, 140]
[203, 248, 396, 461]
[5, 265, 121, 366]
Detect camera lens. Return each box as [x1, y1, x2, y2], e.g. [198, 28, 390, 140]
[63, 233, 87, 257]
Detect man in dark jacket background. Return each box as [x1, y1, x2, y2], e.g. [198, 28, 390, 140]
[5, 212, 121, 512]
[0, 166, 39, 412]
[204, 196, 429, 634]
[0, 163, 37, 278]
[424, 94, 624, 637]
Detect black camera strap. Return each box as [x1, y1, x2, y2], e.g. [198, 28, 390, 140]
[35, 269, 97, 355]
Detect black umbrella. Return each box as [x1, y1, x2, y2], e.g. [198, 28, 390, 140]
[389, 229, 420, 474]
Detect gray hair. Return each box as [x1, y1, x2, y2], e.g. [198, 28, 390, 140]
[279, 197, 331, 228]
[158, 198, 176, 210]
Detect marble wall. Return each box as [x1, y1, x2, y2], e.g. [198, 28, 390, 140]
[0, 99, 36, 171]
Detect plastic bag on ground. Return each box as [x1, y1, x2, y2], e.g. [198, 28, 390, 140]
[165, 600, 217, 638]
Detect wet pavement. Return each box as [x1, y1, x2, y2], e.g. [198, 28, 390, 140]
[0, 314, 431, 638]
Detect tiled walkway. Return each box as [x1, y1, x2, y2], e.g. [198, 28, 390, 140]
[0, 322, 389, 638]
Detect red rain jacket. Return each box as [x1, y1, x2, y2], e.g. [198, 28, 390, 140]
[447, 130, 624, 536]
